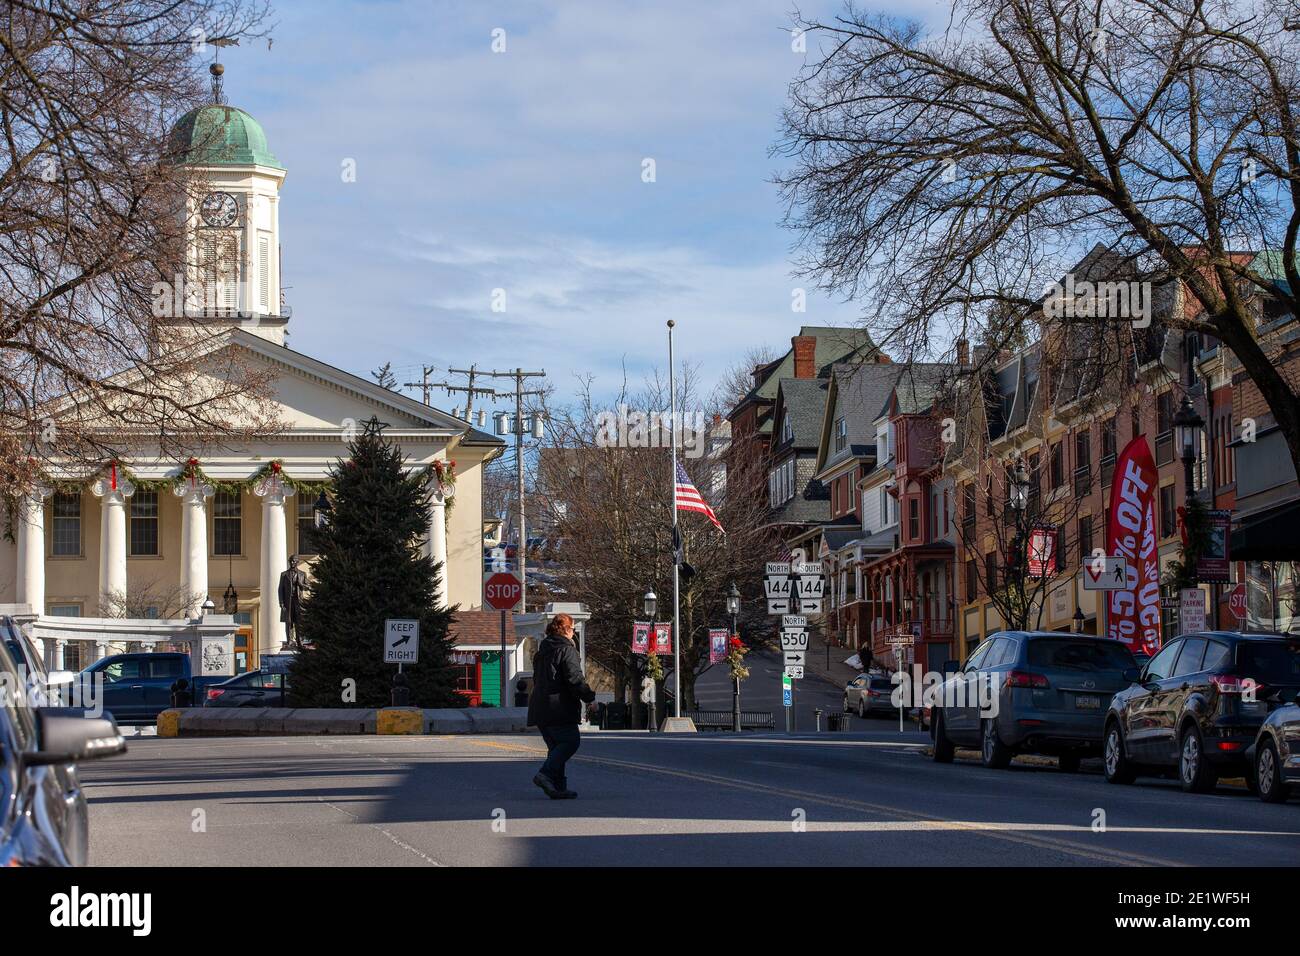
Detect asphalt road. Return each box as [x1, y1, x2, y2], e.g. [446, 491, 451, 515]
[693, 646, 915, 732]
[80, 728, 1300, 867]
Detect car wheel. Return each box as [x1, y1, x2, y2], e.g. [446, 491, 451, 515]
[931, 711, 955, 763]
[1257, 738, 1288, 803]
[858, 699, 866, 719]
[1103, 722, 1137, 784]
[1058, 752, 1082, 773]
[1179, 723, 1218, 793]
[980, 718, 1013, 769]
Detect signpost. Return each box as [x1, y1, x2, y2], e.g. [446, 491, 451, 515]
[887, 635, 913, 732]
[1082, 554, 1128, 639]
[767, 552, 827, 733]
[1180, 588, 1207, 635]
[384, 619, 419, 666]
[484, 570, 523, 707]
[1227, 582, 1247, 623]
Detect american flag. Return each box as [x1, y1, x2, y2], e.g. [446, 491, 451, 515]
[675, 460, 724, 533]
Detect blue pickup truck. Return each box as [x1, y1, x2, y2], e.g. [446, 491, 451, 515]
[76, 652, 221, 725]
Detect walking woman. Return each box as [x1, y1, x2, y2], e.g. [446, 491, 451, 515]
[527, 612, 595, 799]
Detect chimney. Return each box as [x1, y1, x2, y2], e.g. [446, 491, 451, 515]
[956, 337, 970, 368]
[792, 335, 816, 378]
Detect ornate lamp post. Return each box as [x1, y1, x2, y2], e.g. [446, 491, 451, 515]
[642, 589, 658, 730]
[1073, 605, 1086, 634]
[726, 582, 741, 732]
[1007, 457, 1031, 626]
[1173, 395, 1206, 586]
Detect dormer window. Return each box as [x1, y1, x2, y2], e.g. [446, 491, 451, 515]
[834, 417, 846, 452]
[782, 416, 793, 443]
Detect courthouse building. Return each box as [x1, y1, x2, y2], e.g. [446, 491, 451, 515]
[0, 87, 505, 676]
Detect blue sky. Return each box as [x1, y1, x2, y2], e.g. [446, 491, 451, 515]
[214, 0, 946, 407]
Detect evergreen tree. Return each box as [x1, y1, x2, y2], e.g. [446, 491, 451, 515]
[289, 417, 460, 708]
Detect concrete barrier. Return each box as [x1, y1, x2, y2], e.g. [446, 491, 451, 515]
[156, 707, 529, 737]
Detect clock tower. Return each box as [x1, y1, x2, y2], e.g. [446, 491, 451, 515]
[168, 64, 288, 344]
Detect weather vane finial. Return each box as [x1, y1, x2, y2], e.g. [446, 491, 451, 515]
[209, 61, 225, 105]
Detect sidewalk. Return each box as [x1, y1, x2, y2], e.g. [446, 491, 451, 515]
[803, 628, 863, 691]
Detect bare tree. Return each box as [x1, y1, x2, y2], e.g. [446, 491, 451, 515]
[777, 0, 1300, 474]
[536, 367, 778, 718]
[712, 344, 777, 412]
[99, 581, 202, 620]
[0, 0, 277, 496]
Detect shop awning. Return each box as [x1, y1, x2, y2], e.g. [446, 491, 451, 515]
[1231, 499, 1300, 561]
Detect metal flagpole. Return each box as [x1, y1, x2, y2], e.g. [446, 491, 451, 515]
[668, 319, 681, 718]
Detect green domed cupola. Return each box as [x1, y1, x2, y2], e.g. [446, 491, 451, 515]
[168, 103, 283, 169]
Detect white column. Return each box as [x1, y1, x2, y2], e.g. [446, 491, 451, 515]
[427, 487, 449, 608]
[174, 478, 215, 615]
[91, 475, 134, 612]
[255, 473, 292, 655]
[14, 487, 49, 616]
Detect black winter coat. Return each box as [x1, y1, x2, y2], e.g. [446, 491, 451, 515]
[527, 634, 595, 727]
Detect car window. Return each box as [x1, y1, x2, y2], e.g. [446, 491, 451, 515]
[1237, 641, 1300, 685]
[1027, 638, 1136, 671]
[1171, 638, 1208, 678]
[148, 657, 184, 679]
[1143, 641, 1181, 681]
[103, 660, 142, 682]
[982, 638, 1014, 669]
[964, 640, 993, 671]
[870, 678, 893, 690]
[1200, 640, 1230, 673]
[0, 640, 34, 749]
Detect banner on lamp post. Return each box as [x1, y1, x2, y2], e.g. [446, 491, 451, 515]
[631, 621, 651, 655]
[652, 622, 672, 655]
[708, 628, 728, 664]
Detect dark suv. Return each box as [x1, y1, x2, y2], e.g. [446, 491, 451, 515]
[1103, 631, 1300, 792]
[931, 631, 1139, 771]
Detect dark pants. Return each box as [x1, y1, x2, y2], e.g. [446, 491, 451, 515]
[538, 723, 581, 789]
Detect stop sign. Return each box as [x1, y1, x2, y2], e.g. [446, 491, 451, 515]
[483, 571, 523, 611]
[1227, 582, 1247, 620]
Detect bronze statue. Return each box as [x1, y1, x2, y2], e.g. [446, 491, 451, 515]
[278, 554, 308, 648]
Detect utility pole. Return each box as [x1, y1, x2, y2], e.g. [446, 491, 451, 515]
[430, 365, 497, 423]
[480, 367, 546, 612]
[402, 365, 436, 406]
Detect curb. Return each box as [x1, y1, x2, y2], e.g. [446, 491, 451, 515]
[155, 706, 530, 737]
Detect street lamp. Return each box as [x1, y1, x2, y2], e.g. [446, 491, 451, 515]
[1073, 605, 1086, 634]
[1173, 395, 1206, 589]
[1010, 456, 1030, 513]
[726, 582, 741, 733]
[643, 589, 657, 619]
[312, 488, 333, 529]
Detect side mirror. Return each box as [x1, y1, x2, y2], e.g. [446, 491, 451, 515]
[1122, 667, 1140, 685]
[23, 710, 126, 767]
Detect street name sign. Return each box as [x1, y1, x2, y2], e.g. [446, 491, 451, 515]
[1082, 556, 1128, 591]
[384, 619, 420, 664]
[784, 666, 804, 680]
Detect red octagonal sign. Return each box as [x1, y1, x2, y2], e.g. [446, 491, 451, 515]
[484, 571, 523, 611]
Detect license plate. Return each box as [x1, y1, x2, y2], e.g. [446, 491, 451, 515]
[1074, 694, 1101, 710]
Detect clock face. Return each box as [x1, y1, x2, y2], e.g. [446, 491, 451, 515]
[200, 191, 239, 227]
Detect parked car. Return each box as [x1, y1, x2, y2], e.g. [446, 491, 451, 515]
[1103, 631, 1300, 792]
[843, 674, 896, 717]
[76, 652, 222, 725]
[0, 639, 126, 865]
[205, 669, 289, 707]
[1251, 703, 1300, 803]
[932, 631, 1139, 771]
[2, 616, 69, 706]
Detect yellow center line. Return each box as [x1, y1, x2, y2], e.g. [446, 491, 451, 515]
[454, 737, 1185, 866]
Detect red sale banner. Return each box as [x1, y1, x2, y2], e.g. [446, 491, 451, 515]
[1106, 435, 1162, 655]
